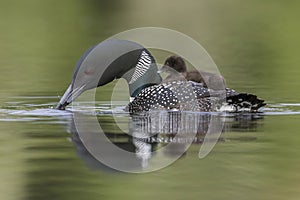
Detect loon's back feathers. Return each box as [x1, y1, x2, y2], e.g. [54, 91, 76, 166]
[226, 93, 266, 112]
[191, 82, 265, 112]
[127, 81, 210, 113]
[127, 80, 265, 113]
[127, 55, 266, 114]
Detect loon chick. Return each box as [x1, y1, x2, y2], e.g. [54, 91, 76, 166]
[162, 56, 225, 89]
[127, 56, 266, 113]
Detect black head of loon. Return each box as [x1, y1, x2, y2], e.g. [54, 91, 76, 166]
[162, 56, 226, 90]
[56, 39, 162, 110]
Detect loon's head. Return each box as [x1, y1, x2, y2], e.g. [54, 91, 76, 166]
[56, 40, 162, 110]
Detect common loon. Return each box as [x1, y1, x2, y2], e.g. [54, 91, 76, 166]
[56, 39, 265, 113]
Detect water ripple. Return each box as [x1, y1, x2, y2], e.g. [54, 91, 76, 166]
[1, 96, 300, 122]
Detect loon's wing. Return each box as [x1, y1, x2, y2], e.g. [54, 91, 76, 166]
[226, 93, 266, 112]
[224, 88, 266, 111]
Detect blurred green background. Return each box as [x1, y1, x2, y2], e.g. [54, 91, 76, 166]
[1, 0, 300, 200]
[1, 0, 300, 102]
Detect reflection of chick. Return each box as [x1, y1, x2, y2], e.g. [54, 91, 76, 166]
[161, 56, 225, 90]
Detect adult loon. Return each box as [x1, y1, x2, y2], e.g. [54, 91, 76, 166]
[56, 39, 265, 113]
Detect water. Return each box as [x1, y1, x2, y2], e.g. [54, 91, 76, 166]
[1, 97, 300, 199]
[1, 0, 300, 200]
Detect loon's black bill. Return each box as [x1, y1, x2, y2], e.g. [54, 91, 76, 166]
[56, 84, 85, 110]
[56, 102, 69, 110]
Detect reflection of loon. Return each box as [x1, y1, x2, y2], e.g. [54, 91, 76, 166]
[56, 39, 265, 113]
[66, 111, 263, 171]
[67, 112, 212, 171]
